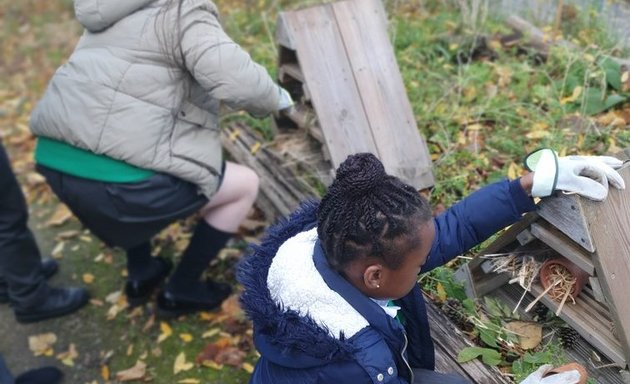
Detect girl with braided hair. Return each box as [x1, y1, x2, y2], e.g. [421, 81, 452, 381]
[238, 151, 623, 383]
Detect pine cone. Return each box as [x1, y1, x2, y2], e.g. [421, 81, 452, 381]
[532, 302, 549, 321]
[557, 327, 580, 348]
[442, 298, 471, 331]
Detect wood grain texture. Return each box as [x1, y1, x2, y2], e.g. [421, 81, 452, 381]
[427, 297, 512, 383]
[582, 165, 630, 365]
[279, 0, 434, 189]
[537, 193, 595, 252]
[331, 0, 434, 188]
[530, 220, 595, 275]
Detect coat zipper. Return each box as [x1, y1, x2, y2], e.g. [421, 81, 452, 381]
[401, 332, 414, 383]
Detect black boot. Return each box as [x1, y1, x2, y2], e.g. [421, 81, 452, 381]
[123, 242, 173, 307]
[157, 221, 233, 318]
[0, 259, 58, 304]
[13, 287, 89, 324]
[15, 366, 63, 384]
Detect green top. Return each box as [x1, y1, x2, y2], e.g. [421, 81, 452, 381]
[35, 137, 154, 183]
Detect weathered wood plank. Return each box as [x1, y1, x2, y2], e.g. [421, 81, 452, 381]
[582, 165, 630, 366]
[330, 0, 434, 189]
[276, 12, 295, 50]
[282, 5, 379, 168]
[426, 298, 511, 383]
[537, 193, 595, 252]
[528, 283, 625, 366]
[529, 221, 595, 276]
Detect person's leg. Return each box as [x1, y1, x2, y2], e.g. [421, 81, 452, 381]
[0, 143, 48, 307]
[0, 144, 89, 323]
[412, 368, 471, 384]
[160, 162, 259, 315]
[124, 241, 172, 306]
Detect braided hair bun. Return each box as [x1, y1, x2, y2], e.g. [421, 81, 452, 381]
[317, 153, 431, 271]
[332, 153, 387, 199]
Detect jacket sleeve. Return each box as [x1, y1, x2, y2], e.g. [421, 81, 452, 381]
[421, 178, 536, 273]
[178, 2, 280, 117]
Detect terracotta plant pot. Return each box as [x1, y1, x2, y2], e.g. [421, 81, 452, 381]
[539, 257, 589, 301]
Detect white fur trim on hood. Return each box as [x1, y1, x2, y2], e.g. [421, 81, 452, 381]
[267, 228, 369, 339]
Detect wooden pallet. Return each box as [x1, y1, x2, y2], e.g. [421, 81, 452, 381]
[274, 0, 434, 190]
[225, 0, 435, 220]
[456, 162, 630, 368]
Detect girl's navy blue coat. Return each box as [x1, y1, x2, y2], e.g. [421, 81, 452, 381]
[238, 179, 535, 383]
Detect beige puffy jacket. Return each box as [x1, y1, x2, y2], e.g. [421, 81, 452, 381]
[30, 0, 281, 198]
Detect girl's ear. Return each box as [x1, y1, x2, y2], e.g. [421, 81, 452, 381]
[363, 264, 383, 290]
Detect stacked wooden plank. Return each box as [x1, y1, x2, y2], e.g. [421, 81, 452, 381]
[224, 0, 434, 220]
[456, 160, 630, 371]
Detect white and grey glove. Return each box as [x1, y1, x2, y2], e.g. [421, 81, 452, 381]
[277, 86, 295, 111]
[525, 148, 625, 201]
[519, 364, 581, 384]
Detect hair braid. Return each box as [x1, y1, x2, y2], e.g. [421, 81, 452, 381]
[317, 153, 432, 271]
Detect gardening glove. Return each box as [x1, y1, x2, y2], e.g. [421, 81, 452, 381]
[524, 148, 625, 201]
[519, 364, 581, 384]
[277, 86, 294, 111]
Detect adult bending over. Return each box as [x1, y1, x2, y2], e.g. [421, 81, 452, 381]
[30, 0, 293, 317]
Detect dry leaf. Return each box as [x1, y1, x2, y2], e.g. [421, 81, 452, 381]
[101, 365, 110, 381]
[178, 380, 201, 384]
[215, 347, 246, 367]
[45, 204, 72, 227]
[56, 343, 78, 366]
[82, 273, 95, 284]
[51, 241, 64, 259]
[179, 333, 193, 343]
[55, 230, 80, 241]
[28, 333, 57, 356]
[242, 362, 255, 374]
[220, 294, 242, 317]
[115, 360, 147, 382]
[505, 321, 542, 350]
[174, 352, 194, 374]
[202, 328, 220, 339]
[158, 321, 173, 343]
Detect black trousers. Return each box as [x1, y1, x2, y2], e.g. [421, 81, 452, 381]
[37, 165, 208, 251]
[0, 143, 47, 307]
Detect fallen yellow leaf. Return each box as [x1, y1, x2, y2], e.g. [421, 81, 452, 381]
[242, 362, 255, 374]
[158, 321, 173, 343]
[202, 328, 221, 339]
[178, 380, 200, 384]
[101, 365, 110, 381]
[179, 333, 193, 343]
[174, 352, 194, 374]
[82, 273, 95, 284]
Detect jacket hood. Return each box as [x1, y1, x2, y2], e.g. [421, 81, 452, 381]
[74, 0, 156, 32]
[237, 201, 357, 369]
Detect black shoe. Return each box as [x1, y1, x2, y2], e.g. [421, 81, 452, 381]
[0, 259, 59, 304]
[124, 257, 172, 307]
[156, 281, 232, 318]
[14, 287, 89, 324]
[15, 366, 63, 384]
